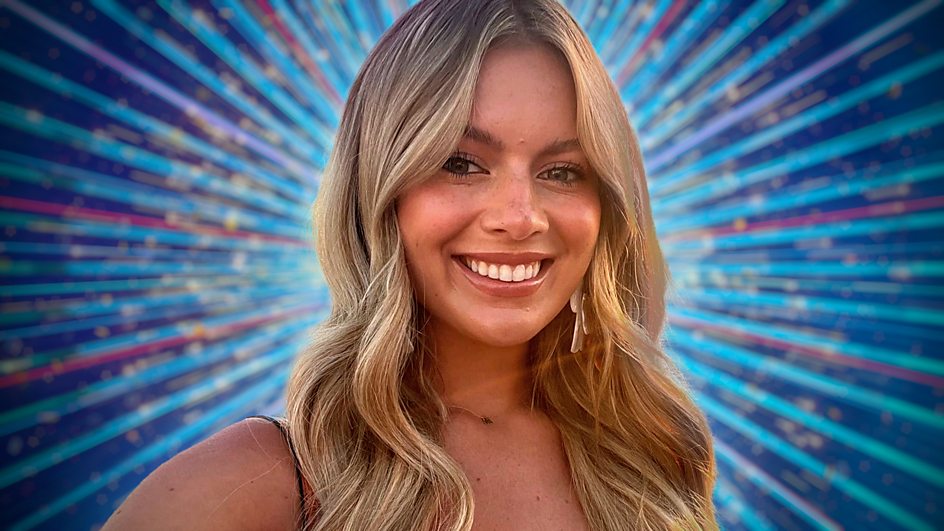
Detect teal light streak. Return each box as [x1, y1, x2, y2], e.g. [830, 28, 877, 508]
[683, 356, 944, 488]
[0, 319, 313, 437]
[631, 0, 786, 121]
[608, 0, 673, 77]
[154, 0, 335, 150]
[0, 51, 309, 198]
[640, 0, 850, 143]
[89, 0, 325, 165]
[0, 156, 311, 238]
[0, 211, 308, 253]
[664, 213, 944, 252]
[652, 53, 944, 195]
[0, 343, 301, 489]
[0, 104, 305, 220]
[658, 162, 944, 233]
[211, 0, 339, 124]
[656, 103, 944, 212]
[9, 368, 291, 530]
[694, 391, 934, 530]
[669, 305, 944, 376]
[0, 299, 319, 374]
[622, 0, 729, 105]
[680, 287, 944, 327]
[666, 325, 944, 428]
[711, 439, 837, 531]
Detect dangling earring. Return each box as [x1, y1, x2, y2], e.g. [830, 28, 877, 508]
[570, 279, 590, 353]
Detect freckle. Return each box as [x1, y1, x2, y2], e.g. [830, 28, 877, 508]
[168, 487, 175, 491]
[476, 477, 481, 482]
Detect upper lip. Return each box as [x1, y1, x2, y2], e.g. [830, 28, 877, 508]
[455, 252, 553, 265]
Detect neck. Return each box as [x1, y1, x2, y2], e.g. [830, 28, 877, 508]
[426, 318, 534, 417]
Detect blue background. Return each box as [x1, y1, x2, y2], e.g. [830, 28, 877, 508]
[0, 0, 942, 529]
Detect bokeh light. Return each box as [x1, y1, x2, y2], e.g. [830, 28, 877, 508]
[1, 1, 942, 529]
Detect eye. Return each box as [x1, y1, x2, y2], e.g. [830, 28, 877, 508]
[442, 153, 487, 177]
[541, 163, 585, 187]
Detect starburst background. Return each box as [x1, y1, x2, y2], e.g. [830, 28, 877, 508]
[1, 0, 942, 529]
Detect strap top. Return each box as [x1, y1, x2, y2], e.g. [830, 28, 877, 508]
[248, 415, 312, 529]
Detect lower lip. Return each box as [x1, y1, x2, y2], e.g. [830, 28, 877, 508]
[452, 257, 551, 297]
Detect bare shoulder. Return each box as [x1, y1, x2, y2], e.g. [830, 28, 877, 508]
[101, 417, 301, 531]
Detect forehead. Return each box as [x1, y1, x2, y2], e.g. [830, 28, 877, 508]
[467, 43, 579, 153]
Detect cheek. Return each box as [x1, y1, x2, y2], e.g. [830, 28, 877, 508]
[557, 196, 601, 255]
[396, 187, 471, 276]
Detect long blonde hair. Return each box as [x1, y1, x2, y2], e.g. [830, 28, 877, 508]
[285, 0, 718, 529]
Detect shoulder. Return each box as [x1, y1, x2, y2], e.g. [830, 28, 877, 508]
[101, 417, 302, 531]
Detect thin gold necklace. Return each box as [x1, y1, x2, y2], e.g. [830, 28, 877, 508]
[447, 404, 494, 425]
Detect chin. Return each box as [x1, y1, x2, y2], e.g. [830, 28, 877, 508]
[466, 321, 543, 348]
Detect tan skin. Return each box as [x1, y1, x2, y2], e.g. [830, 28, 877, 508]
[103, 43, 595, 530]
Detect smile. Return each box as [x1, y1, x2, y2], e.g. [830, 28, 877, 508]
[451, 256, 552, 297]
[461, 256, 542, 282]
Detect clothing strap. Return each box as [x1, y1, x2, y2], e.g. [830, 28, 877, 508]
[248, 415, 310, 528]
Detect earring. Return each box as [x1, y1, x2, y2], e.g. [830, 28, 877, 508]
[569, 279, 590, 353]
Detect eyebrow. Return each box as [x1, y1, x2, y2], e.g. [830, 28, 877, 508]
[463, 125, 582, 158]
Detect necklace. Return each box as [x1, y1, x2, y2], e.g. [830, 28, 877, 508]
[446, 404, 494, 425]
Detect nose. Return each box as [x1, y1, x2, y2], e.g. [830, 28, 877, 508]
[480, 173, 550, 239]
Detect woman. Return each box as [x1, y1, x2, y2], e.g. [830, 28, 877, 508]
[104, 0, 718, 529]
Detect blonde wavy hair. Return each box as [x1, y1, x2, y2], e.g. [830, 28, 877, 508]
[285, 0, 718, 529]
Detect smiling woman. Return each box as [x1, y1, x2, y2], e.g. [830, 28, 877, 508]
[103, 0, 718, 530]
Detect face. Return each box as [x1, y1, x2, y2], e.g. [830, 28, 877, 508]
[396, 43, 601, 348]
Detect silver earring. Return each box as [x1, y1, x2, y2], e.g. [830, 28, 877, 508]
[570, 279, 590, 353]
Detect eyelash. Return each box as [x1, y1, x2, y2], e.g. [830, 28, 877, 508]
[442, 152, 585, 188]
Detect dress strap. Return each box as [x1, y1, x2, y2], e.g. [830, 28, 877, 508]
[248, 415, 310, 528]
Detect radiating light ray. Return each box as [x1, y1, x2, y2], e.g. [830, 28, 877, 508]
[88, 0, 325, 165]
[656, 103, 944, 213]
[668, 306, 944, 381]
[640, 0, 851, 149]
[0, 340, 301, 489]
[9, 367, 292, 531]
[659, 162, 944, 234]
[667, 325, 944, 428]
[2, 0, 321, 178]
[693, 389, 935, 531]
[267, 0, 349, 96]
[598, 0, 644, 61]
[0, 105, 307, 219]
[651, 53, 944, 197]
[670, 272, 944, 298]
[206, 0, 341, 114]
[617, 0, 730, 103]
[679, 286, 944, 328]
[607, 0, 673, 80]
[0, 300, 322, 381]
[714, 475, 778, 531]
[0, 51, 310, 199]
[613, 0, 686, 85]
[2, 2, 941, 529]
[710, 438, 841, 531]
[668, 259, 944, 280]
[646, 0, 942, 170]
[0, 156, 309, 236]
[154, 0, 336, 147]
[0, 319, 311, 437]
[626, 0, 786, 120]
[683, 356, 944, 488]
[0, 286, 306, 341]
[666, 219, 944, 255]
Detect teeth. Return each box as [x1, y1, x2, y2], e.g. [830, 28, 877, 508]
[464, 257, 543, 283]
